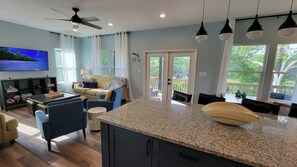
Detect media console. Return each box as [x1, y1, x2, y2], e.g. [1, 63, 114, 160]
[0, 77, 57, 111]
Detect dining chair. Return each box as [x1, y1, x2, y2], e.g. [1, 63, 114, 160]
[198, 93, 226, 105]
[288, 103, 297, 118]
[241, 98, 280, 115]
[172, 90, 192, 102]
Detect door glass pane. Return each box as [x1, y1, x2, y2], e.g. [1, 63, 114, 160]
[270, 44, 297, 102]
[149, 57, 164, 101]
[172, 56, 190, 94]
[226, 45, 266, 98]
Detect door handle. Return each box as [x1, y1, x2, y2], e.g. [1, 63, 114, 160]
[146, 139, 151, 156]
[179, 152, 199, 161]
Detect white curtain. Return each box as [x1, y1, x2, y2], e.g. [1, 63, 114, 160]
[216, 18, 235, 97]
[91, 35, 101, 75]
[60, 34, 77, 92]
[115, 32, 133, 99]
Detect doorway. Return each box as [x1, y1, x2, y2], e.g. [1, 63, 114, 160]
[144, 50, 197, 102]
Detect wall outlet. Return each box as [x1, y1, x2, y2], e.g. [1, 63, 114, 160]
[199, 72, 207, 77]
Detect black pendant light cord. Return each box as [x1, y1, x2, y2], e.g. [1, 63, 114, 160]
[202, 0, 205, 21]
[256, 0, 260, 15]
[290, 0, 294, 11]
[227, 0, 231, 18]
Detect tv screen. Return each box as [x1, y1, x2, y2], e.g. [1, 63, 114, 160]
[0, 47, 49, 71]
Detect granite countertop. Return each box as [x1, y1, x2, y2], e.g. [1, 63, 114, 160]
[98, 97, 297, 167]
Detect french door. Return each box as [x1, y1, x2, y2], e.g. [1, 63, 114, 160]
[144, 50, 197, 102]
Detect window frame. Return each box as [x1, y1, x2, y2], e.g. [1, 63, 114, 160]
[226, 44, 269, 99]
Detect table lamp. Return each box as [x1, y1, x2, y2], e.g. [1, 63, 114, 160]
[81, 69, 89, 81]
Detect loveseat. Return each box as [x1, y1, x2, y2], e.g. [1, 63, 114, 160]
[73, 75, 129, 100]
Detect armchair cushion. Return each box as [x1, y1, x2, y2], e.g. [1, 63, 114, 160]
[4, 115, 18, 131]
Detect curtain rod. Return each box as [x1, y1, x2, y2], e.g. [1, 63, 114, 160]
[236, 12, 297, 21]
[50, 32, 77, 38]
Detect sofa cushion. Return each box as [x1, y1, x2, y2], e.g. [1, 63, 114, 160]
[85, 89, 109, 97]
[74, 87, 89, 94]
[92, 76, 112, 89]
[4, 115, 18, 131]
[82, 82, 97, 88]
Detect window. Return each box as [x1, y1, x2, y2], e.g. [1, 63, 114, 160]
[54, 49, 65, 84]
[55, 48, 77, 88]
[270, 44, 297, 102]
[99, 50, 115, 75]
[226, 45, 267, 98]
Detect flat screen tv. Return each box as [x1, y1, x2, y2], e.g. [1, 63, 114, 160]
[0, 46, 49, 71]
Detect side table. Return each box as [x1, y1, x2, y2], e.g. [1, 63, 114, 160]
[88, 107, 107, 131]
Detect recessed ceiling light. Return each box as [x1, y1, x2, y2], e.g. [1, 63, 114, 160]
[108, 23, 113, 26]
[160, 13, 166, 18]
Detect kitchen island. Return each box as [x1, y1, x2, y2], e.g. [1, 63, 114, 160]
[99, 97, 297, 167]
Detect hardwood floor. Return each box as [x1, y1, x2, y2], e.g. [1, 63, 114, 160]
[0, 106, 102, 167]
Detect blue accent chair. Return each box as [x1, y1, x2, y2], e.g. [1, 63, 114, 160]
[35, 98, 87, 151]
[87, 87, 123, 112]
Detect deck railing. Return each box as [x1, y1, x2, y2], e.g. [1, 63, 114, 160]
[150, 78, 294, 97]
[227, 83, 294, 96]
[150, 77, 188, 93]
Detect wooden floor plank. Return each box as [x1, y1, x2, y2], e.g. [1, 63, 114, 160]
[0, 107, 102, 167]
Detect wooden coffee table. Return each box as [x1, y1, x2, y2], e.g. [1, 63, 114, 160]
[27, 92, 80, 116]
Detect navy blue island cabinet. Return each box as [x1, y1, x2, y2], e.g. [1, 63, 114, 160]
[101, 122, 249, 167]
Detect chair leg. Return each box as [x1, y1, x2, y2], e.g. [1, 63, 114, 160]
[10, 139, 15, 145]
[47, 140, 51, 151]
[83, 128, 86, 138]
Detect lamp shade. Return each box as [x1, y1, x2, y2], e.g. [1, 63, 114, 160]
[80, 69, 89, 75]
[278, 11, 297, 37]
[196, 21, 208, 42]
[246, 15, 263, 39]
[219, 18, 233, 40]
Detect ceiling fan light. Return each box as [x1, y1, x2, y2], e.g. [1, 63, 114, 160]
[219, 18, 233, 40]
[246, 15, 263, 39]
[278, 11, 297, 37]
[196, 21, 208, 42]
[73, 24, 79, 32]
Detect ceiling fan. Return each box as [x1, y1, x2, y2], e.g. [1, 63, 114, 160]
[46, 7, 102, 31]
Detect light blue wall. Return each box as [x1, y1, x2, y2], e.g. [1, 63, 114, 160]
[0, 20, 82, 81]
[234, 16, 297, 100]
[79, 22, 226, 102]
[129, 22, 226, 101]
[0, 20, 59, 80]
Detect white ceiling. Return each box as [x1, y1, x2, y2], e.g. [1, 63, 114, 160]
[0, 0, 295, 37]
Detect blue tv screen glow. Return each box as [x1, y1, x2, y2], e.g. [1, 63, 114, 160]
[0, 47, 49, 71]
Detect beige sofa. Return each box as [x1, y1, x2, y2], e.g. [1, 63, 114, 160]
[0, 113, 18, 144]
[73, 75, 129, 100]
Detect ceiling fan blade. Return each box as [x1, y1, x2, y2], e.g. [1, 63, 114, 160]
[81, 17, 100, 22]
[44, 18, 71, 21]
[82, 22, 103, 30]
[50, 8, 71, 18]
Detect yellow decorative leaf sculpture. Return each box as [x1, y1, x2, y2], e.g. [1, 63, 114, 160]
[202, 102, 261, 125]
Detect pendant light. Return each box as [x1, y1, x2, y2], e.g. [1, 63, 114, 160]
[196, 0, 207, 42]
[246, 0, 263, 39]
[278, 0, 297, 37]
[219, 0, 233, 40]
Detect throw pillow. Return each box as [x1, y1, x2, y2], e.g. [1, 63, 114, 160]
[82, 82, 97, 88]
[105, 90, 113, 100]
